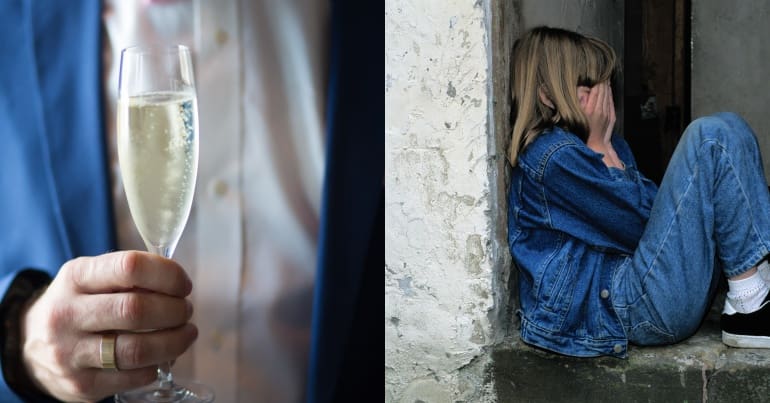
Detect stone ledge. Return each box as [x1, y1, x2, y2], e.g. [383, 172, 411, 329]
[492, 311, 770, 402]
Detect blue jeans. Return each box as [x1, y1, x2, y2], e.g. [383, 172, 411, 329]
[612, 112, 770, 345]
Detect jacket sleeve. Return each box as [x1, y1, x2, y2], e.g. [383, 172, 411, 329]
[0, 269, 54, 403]
[539, 142, 658, 254]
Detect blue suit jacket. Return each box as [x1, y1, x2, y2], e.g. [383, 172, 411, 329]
[306, 1, 382, 402]
[0, 0, 381, 401]
[0, 1, 117, 400]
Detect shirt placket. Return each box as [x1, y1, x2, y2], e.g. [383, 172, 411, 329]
[191, 1, 242, 401]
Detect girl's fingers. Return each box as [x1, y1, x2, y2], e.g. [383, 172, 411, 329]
[605, 84, 616, 140]
[609, 88, 616, 122]
[599, 83, 609, 116]
[586, 83, 600, 112]
[577, 86, 591, 109]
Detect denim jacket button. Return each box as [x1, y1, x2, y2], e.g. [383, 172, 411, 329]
[613, 344, 623, 354]
[600, 289, 610, 299]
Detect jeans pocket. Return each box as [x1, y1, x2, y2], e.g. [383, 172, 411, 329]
[628, 321, 676, 346]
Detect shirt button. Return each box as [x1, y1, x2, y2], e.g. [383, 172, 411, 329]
[210, 329, 224, 351]
[210, 179, 229, 197]
[600, 289, 610, 299]
[613, 344, 623, 354]
[216, 29, 229, 45]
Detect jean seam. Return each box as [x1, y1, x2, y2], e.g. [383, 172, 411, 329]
[609, 259, 633, 344]
[627, 291, 677, 343]
[727, 249, 770, 279]
[718, 140, 770, 277]
[540, 180, 552, 228]
[521, 316, 625, 343]
[535, 138, 577, 181]
[640, 165, 697, 286]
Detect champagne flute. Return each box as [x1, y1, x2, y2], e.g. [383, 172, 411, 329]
[116, 45, 213, 402]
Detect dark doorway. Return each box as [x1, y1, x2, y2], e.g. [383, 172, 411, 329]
[624, 0, 691, 184]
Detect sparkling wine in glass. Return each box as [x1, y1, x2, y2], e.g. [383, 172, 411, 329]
[116, 45, 213, 403]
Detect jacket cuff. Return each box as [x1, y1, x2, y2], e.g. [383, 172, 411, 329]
[0, 269, 54, 402]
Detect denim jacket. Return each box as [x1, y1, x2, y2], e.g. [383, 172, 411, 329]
[508, 126, 658, 357]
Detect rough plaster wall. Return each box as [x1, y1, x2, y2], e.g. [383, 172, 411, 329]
[385, 1, 496, 401]
[692, 1, 770, 179]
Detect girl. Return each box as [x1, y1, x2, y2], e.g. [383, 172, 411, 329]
[508, 26, 770, 358]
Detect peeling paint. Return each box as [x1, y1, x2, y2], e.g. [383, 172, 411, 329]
[447, 81, 457, 98]
[465, 234, 485, 275]
[471, 320, 486, 344]
[385, 0, 494, 401]
[398, 276, 417, 297]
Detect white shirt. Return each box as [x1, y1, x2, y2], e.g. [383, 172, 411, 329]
[103, 1, 328, 401]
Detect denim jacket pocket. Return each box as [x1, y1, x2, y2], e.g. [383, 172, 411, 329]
[537, 253, 577, 330]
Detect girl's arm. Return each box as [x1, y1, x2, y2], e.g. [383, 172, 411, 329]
[538, 144, 656, 254]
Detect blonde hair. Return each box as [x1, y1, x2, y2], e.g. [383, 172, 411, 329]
[509, 27, 618, 166]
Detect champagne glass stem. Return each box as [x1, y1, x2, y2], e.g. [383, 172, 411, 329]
[148, 245, 175, 260]
[157, 361, 174, 391]
[148, 245, 177, 394]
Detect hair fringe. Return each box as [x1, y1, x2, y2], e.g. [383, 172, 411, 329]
[508, 27, 618, 167]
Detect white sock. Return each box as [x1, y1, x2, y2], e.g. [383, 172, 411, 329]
[758, 260, 770, 284]
[724, 269, 770, 315]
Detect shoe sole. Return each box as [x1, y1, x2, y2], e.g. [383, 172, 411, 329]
[722, 331, 770, 348]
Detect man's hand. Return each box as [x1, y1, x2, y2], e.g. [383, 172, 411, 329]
[20, 251, 197, 401]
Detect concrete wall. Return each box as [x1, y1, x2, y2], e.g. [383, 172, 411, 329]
[692, 1, 770, 179]
[518, 0, 624, 45]
[385, 1, 624, 401]
[385, 1, 496, 401]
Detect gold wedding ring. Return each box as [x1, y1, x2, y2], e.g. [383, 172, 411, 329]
[100, 333, 118, 370]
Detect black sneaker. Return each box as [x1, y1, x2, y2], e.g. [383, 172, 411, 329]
[722, 291, 770, 348]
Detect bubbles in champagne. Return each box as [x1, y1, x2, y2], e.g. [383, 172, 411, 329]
[117, 91, 199, 251]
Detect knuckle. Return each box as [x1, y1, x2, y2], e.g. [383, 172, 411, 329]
[117, 294, 144, 325]
[59, 258, 74, 277]
[49, 343, 72, 369]
[62, 257, 87, 288]
[118, 251, 142, 280]
[48, 304, 74, 332]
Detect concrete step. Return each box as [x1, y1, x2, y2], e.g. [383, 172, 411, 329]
[492, 302, 770, 402]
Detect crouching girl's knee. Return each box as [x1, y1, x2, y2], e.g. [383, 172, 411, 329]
[682, 112, 757, 151]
